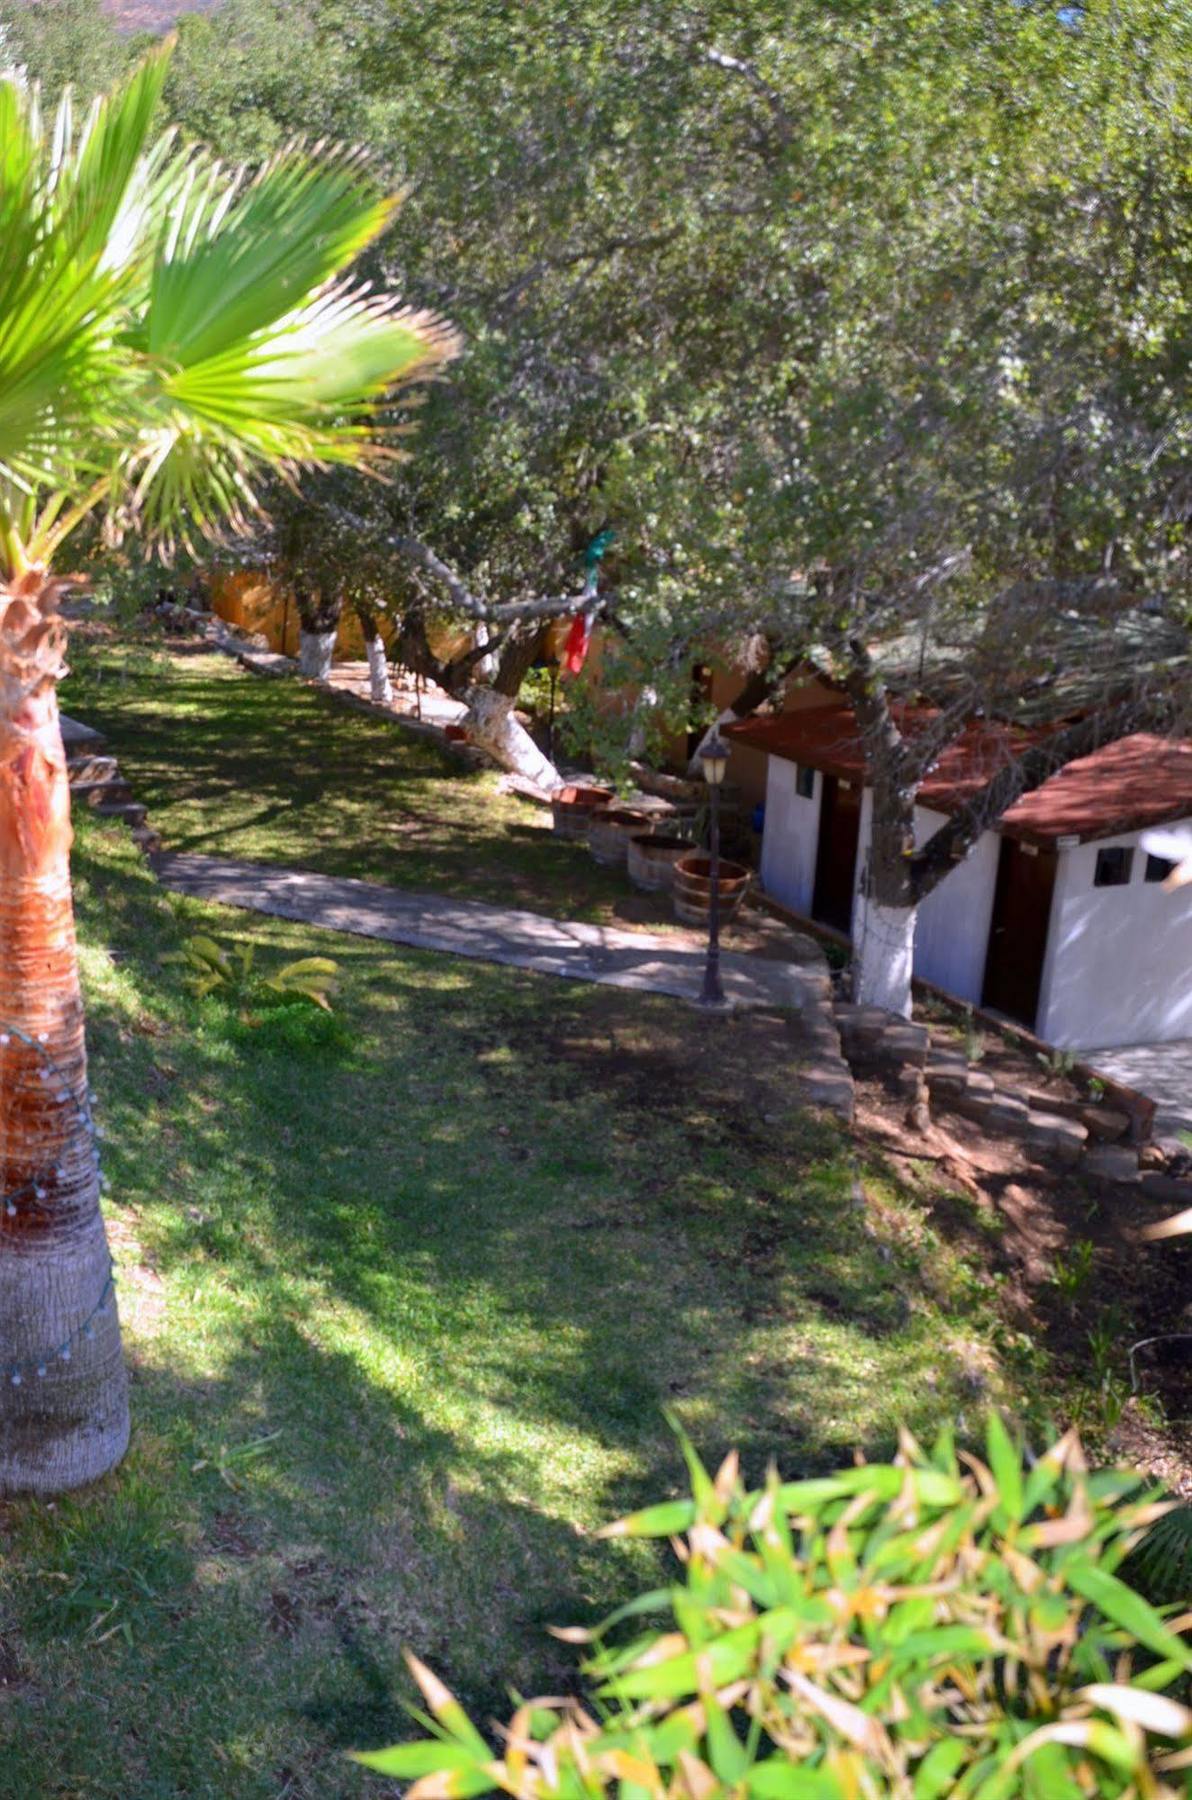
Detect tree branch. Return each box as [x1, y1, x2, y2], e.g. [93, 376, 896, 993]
[702, 47, 793, 148]
[389, 536, 593, 625]
[909, 693, 1184, 902]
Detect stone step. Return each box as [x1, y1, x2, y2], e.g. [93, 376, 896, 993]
[1024, 1109, 1088, 1167]
[926, 1046, 969, 1072]
[800, 1063, 855, 1121]
[131, 824, 163, 855]
[70, 778, 134, 809]
[93, 800, 147, 828]
[950, 1089, 995, 1123]
[1023, 1090, 1130, 1141]
[987, 1095, 1032, 1133]
[60, 714, 105, 753]
[926, 1067, 968, 1095]
[1084, 1143, 1142, 1185]
[67, 753, 120, 785]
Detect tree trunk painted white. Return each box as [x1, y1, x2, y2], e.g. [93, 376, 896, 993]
[462, 685, 561, 791]
[852, 897, 917, 1016]
[0, 573, 129, 1493]
[366, 634, 393, 705]
[472, 620, 499, 682]
[298, 629, 336, 679]
[627, 686, 658, 760]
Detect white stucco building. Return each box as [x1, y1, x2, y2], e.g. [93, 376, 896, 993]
[729, 706, 1192, 1049]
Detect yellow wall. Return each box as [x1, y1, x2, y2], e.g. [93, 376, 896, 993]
[209, 570, 407, 661]
[207, 572, 837, 811]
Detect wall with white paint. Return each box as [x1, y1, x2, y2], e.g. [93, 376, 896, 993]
[911, 807, 1001, 1005]
[1037, 821, 1192, 1048]
[759, 748, 1191, 1047]
[759, 758, 821, 913]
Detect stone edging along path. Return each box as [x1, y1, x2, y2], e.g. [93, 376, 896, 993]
[152, 853, 857, 1118]
[152, 851, 827, 1011]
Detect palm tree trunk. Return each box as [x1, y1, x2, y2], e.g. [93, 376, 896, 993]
[0, 573, 129, 1493]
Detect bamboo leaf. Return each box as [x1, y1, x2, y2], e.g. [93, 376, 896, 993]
[1066, 1562, 1192, 1670]
[985, 1414, 1024, 1527]
[746, 1762, 844, 1799]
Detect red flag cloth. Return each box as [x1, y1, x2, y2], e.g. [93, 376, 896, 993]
[563, 611, 593, 675]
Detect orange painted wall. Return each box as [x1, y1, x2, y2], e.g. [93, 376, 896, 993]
[209, 570, 405, 661]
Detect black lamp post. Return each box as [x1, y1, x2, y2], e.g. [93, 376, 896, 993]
[697, 730, 730, 1008]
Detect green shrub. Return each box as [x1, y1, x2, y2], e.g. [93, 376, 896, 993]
[357, 1419, 1192, 1798]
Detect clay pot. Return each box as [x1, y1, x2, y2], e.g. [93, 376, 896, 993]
[550, 784, 614, 840]
[589, 808, 655, 868]
[672, 853, 752, 926]
[627, 833, 692, 892]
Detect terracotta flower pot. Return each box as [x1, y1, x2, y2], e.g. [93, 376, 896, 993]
[627, 833, 692, 892]
[589, 808, 655, 868]
[550, 784, 613, 840]
[672, 853, 752, 926]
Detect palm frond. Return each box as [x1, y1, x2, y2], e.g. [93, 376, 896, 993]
[143, 143, 399, 368]
[1123, 1504, 1192, 1608]
[0, 45, 458, 569]
[0, 52, 171, 497]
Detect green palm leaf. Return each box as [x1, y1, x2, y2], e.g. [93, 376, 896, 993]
[0, 44, 458, 573]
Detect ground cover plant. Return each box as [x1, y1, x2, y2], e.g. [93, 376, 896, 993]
[0, 807, 1118, 1800]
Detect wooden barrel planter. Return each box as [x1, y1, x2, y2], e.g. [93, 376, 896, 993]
[627, 833, 692, 892]
[551, 784, 613, 840]
[672, 854, 752, 926]
[589, 808, 655, 868]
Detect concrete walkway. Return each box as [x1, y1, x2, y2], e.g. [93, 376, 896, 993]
[153, 852, 833, 1015]
[1083, 1040, 1192, 1142]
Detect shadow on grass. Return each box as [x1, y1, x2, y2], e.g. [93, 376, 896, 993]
[62, 643, 627, 921]
[14, 805, 1037, 1798]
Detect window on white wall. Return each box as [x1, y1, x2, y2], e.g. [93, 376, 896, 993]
[1093, 846, 1134, 888]
[795, 764, 815, 799]
[1145, 853, 1177, 883]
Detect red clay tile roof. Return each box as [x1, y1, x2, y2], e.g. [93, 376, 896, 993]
[725, 706, 1192, 844]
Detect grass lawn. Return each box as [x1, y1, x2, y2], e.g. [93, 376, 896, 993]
[62, 631, 639, 923]
[0, 810, 1049, 1800]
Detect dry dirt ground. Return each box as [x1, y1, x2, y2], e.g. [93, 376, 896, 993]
[850, 1073, 1192, 1496]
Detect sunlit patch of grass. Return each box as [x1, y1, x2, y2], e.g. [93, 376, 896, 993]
[0, 812, 1071, 1798]
[62, 636, 632, 922]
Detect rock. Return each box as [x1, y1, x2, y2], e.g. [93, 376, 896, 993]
[801, 1065, 855, 1121]
[1079, 1106, 1132, 1142]
[1084, 1143, 1142, 1185]
[1138, 1143, 1168, 1170]
[897, 1065, 927, 1098]
[1139, 1172, 1192, 1207]
[1024, 1112, 1087, 1167]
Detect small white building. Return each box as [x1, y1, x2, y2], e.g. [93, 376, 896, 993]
[728, 706, 1192, 1049]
